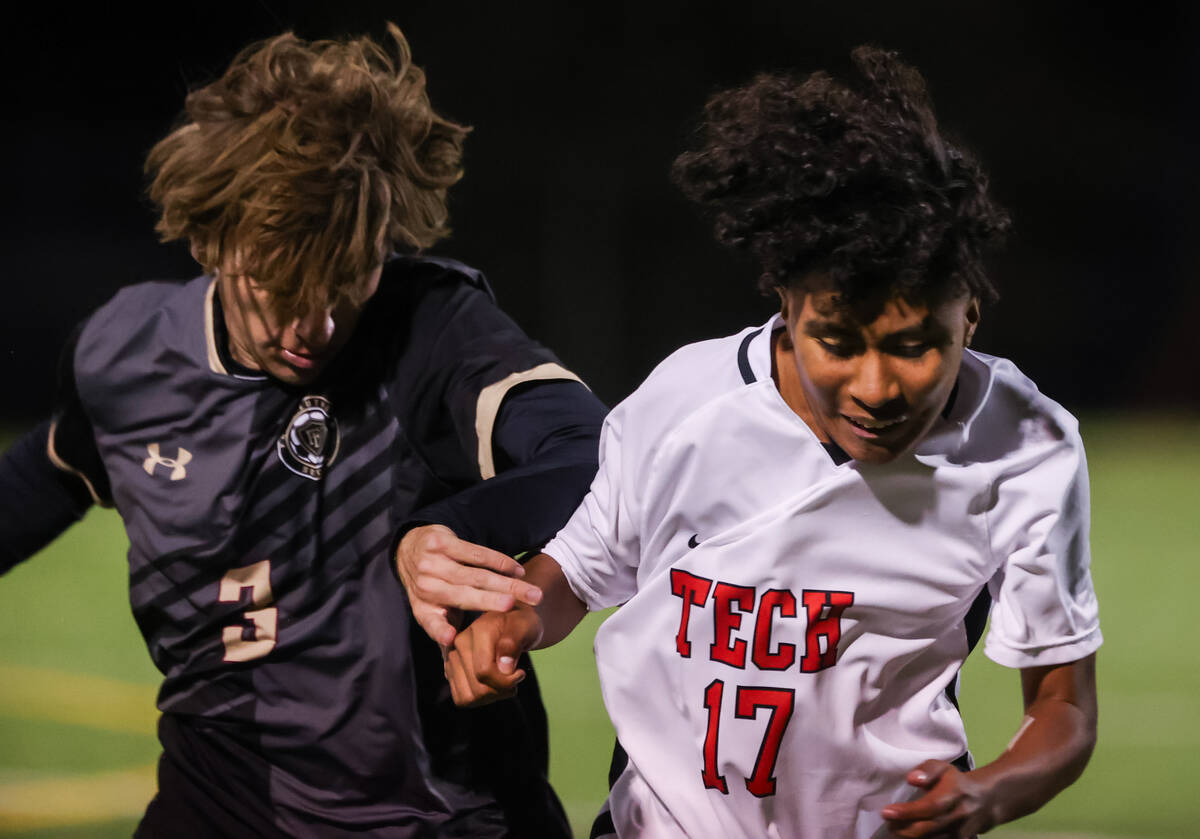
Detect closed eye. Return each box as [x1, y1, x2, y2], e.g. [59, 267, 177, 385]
[816, 336, 857, 358]
[890, 341, 932, 358]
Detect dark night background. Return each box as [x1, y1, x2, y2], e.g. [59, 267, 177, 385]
[2, 1, 1196, 421]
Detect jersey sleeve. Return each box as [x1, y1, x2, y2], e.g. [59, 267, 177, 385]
[420, 276, 585, 480]
[46, 323, 112, 508]
[0, 322, 113, 573]
[983, 421, 1102, 669]
[387, 263, 606, 557]
[404, 379, 607, 556]
[0, 421, 94, 575]
[542, 403, 641, 611]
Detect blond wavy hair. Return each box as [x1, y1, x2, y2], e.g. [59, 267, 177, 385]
[146, 23, 468, 312]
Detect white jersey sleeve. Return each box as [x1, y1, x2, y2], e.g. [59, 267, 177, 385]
[544, 328, 761, 610]
[543, 405, 640, 609]
[974, 358, 1102, 668]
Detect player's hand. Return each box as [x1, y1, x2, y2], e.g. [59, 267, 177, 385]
[395, 524, 543, 647]
[881, 760, 997, 838]
[444, 607, 544, 707]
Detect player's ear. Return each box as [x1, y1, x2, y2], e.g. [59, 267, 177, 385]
[775, 285, 790, 322]
[963, 297, 980, 347]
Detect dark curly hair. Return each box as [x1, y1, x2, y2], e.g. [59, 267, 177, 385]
[672, 47, 1010, 307]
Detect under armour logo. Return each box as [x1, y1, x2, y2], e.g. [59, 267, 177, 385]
[143, 443, 192, 481]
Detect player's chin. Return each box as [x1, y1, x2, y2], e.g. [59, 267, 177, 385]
[832, 429, 912, 465]
[845, 443, 902, 465]
[268, 359, 326, 386]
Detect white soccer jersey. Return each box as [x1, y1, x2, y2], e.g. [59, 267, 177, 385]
[544, 314, 1102, 839]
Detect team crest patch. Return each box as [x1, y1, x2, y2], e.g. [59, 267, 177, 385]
[278, 395, 340, 480]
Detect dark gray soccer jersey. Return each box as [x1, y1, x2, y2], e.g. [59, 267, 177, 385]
[41, 256, 603, 836]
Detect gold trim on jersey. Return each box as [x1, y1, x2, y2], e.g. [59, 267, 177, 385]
[46, 419, 110, 508]
[474, 363, 585, 480]
[204, 278, 229, 376]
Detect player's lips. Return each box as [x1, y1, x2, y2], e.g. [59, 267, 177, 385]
[841, 413, 908, 439]
[280, 348, 327, 370]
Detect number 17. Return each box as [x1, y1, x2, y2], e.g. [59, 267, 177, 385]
[702, 680, 795, 798]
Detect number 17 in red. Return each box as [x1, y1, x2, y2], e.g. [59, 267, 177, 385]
[702, 680, 795, 798]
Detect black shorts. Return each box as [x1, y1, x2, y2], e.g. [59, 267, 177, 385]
[136, 715, 291, 839]
[136, 708, 568, 839]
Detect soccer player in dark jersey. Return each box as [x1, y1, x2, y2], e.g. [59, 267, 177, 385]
[0, 24, 605, 838]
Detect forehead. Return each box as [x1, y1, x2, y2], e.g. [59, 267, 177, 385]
[798, 287, 964, 332]
[228, 260, 383, 310]
[803, 289, 924, 325]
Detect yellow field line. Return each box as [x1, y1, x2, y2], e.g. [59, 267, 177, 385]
[0, 664, 157, 735]
[0, 764, 157, 831]
[0, 666, 159, 830]
[0, 666, 1147, 838]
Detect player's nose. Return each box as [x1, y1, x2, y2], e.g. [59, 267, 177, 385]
[290, 306, 336, 351]
[847, 352, 903, 412]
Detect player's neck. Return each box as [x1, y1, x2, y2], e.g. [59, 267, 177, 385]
[770, 328, 831, 444]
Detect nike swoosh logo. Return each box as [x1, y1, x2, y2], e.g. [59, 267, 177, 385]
[687, 534, 701, 549]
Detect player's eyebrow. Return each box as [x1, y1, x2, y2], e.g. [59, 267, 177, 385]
[884, 316, 951, 342]
[800, 317, 857, 336]
[884, 324, 936, 340]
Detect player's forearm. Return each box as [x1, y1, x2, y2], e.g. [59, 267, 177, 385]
[971, 662, 1098, 827]
[522, 552, 587, 649]
[402, 460, 599, 557]
[432, 379, 605, 555]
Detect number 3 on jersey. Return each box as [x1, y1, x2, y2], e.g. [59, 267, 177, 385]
[702, 679, 795, 798]
[219, 560, 277, 662]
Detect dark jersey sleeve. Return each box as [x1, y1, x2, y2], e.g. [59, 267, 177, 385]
[0, 326, 111, 574]
[0, 421, 94, 574]
[46, 324, 112, 509]
[385, 260, 606, 556]
[406, 379, 606, 555]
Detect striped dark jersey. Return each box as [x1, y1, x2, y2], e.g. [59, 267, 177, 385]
[41, 256, 604, 837]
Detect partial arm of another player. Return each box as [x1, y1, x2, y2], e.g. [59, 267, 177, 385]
[2, 326, 109, 575]
[882, 653, 1098, 838]
[0, 421, 95, 576]
[443, 552, 586, 707]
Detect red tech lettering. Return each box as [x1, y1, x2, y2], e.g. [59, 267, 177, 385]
[710, 582, 755, 669]
[669, 566, 853, 674]
[752, 589, 797, 671]
[800, 589, 855, 672]
[670, 569, 713, 658]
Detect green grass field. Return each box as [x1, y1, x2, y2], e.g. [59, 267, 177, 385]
[1, 416, 1197, 837]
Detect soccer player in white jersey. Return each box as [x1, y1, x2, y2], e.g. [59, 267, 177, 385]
[444, 47, 1101, 838]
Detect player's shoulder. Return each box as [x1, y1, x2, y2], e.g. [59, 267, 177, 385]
[947, 349, 1083, 465]
[376, 253, 496, 309]
[76, 276, 206, 368]
[367, 254, 512, 341]
[84, 277, 196, 327]
[613, 322, 770, 436]
[645, 325, 762, 392]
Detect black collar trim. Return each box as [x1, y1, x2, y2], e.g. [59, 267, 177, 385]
[737, 327, 764, 384]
